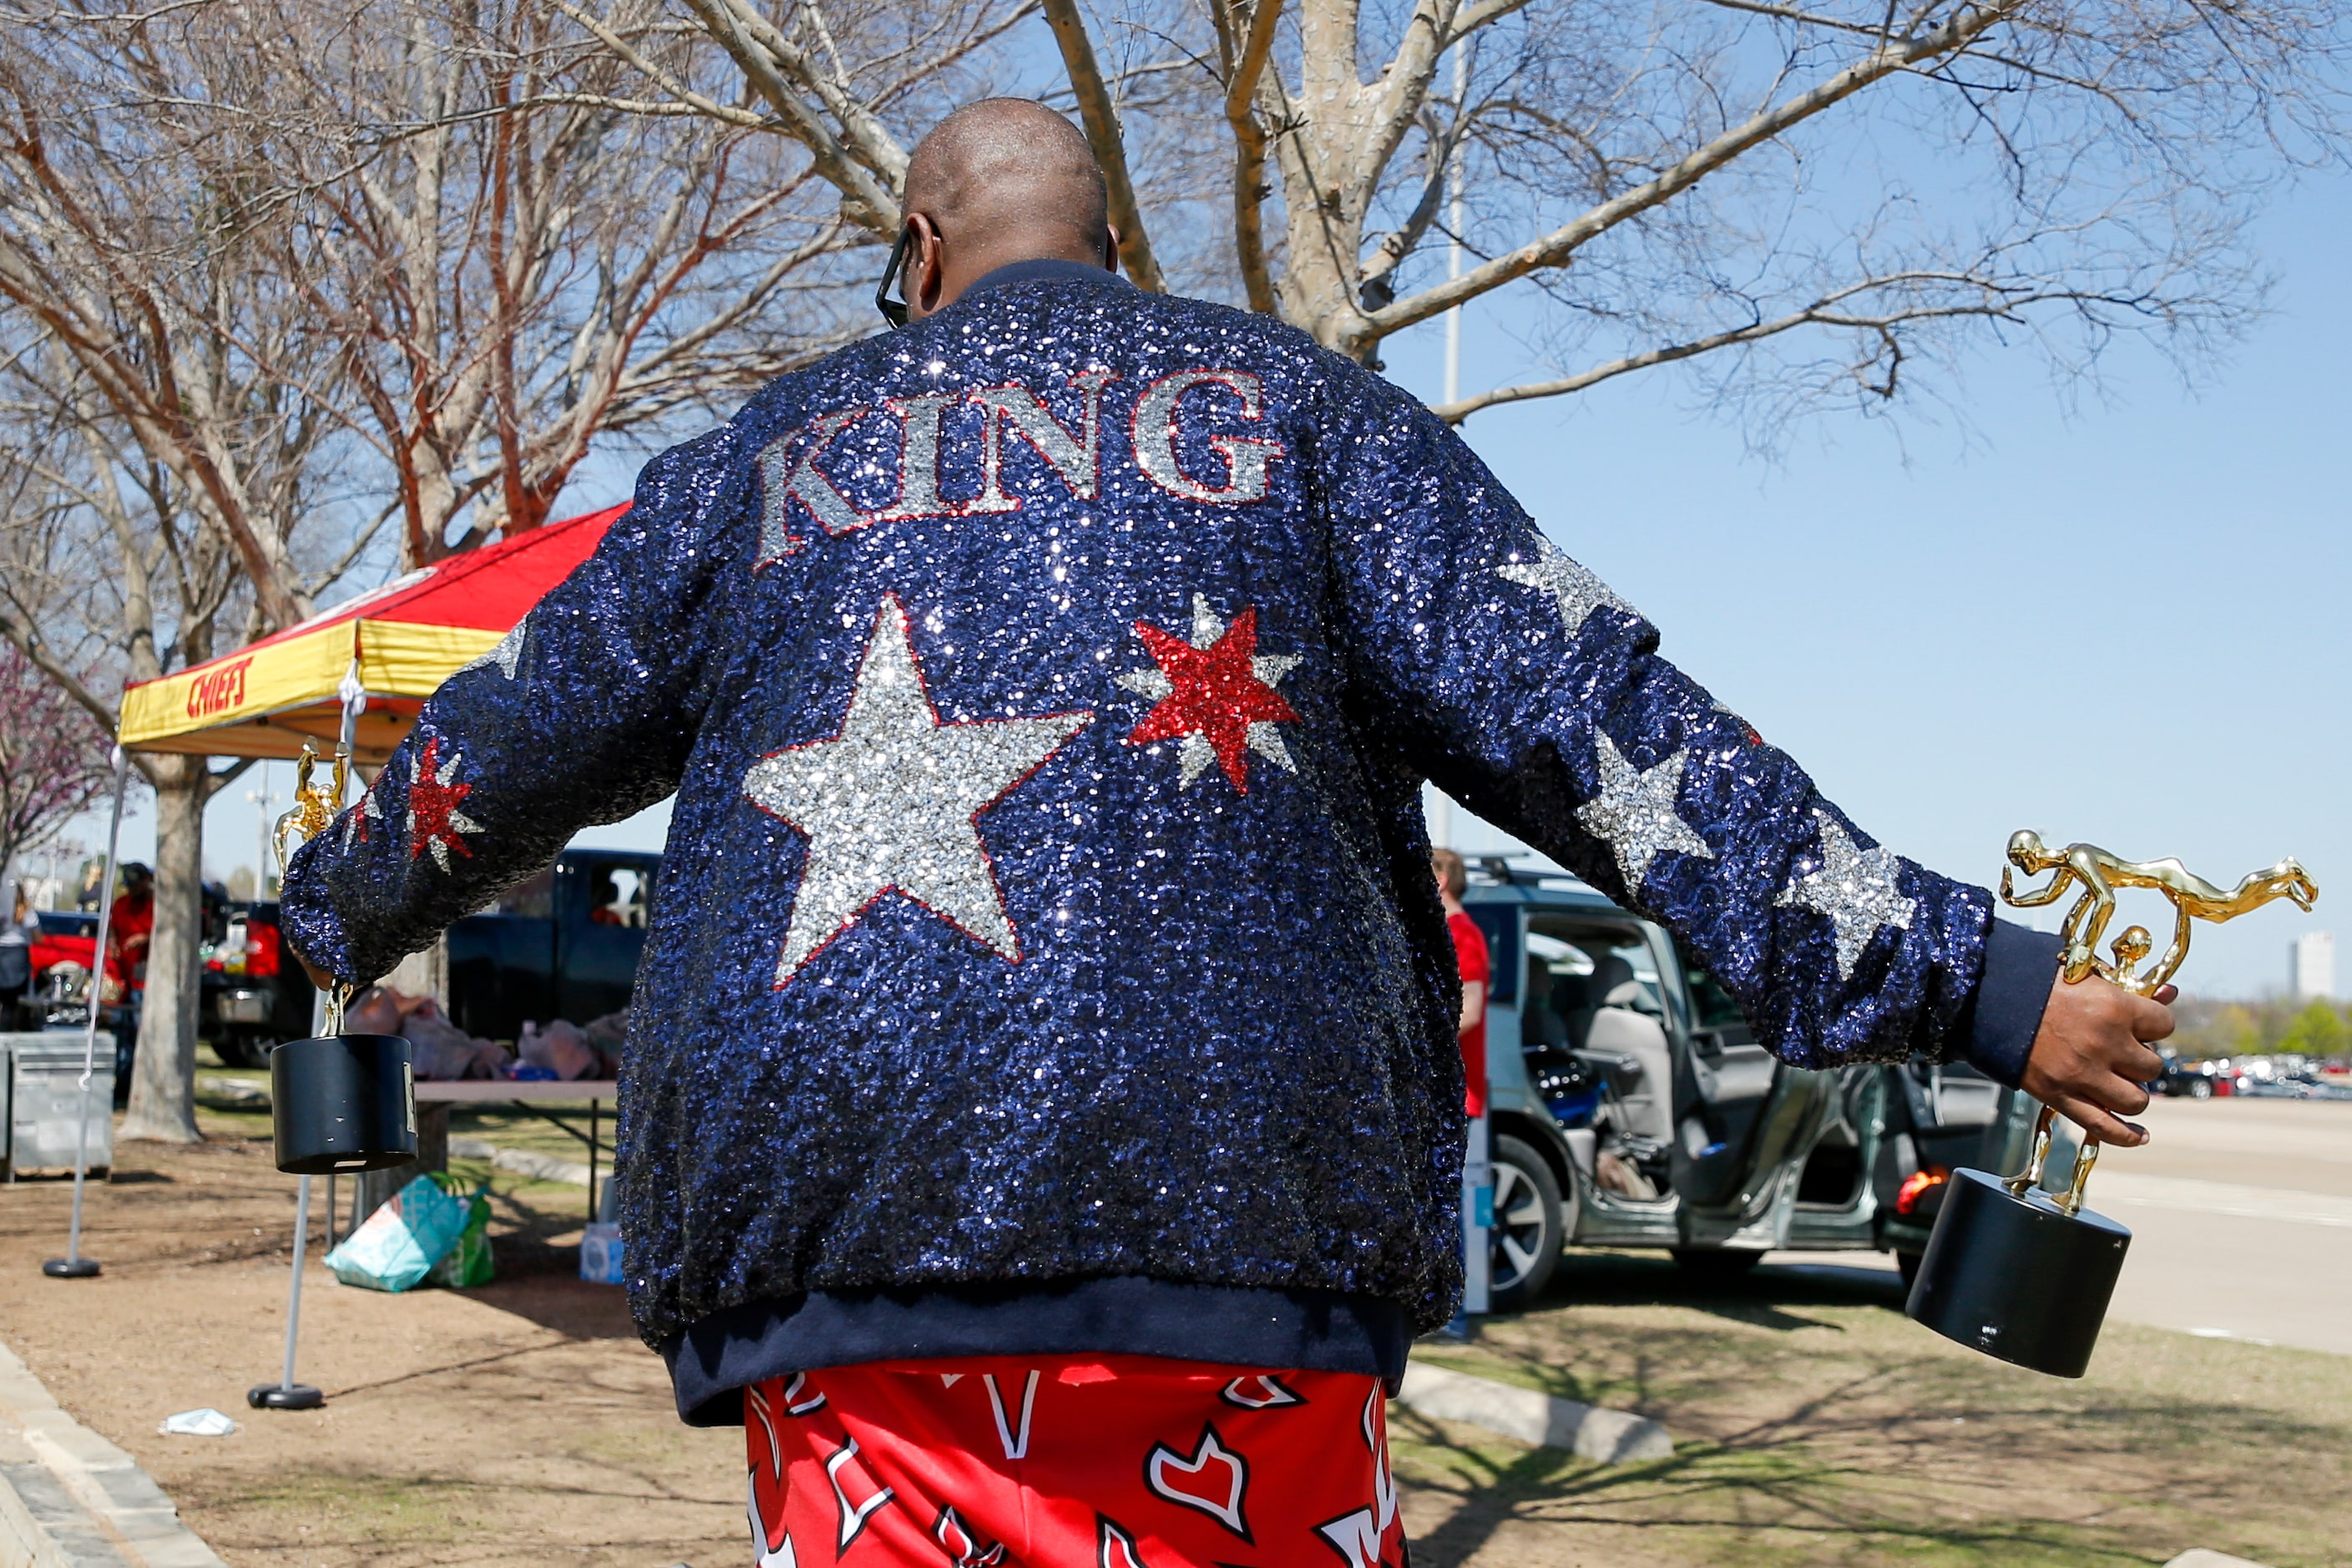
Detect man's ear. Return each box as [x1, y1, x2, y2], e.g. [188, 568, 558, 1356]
[908, 212, 947, 317]
[1103, 223, 1122, 275]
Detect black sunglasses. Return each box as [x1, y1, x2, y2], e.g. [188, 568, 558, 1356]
[875, 225, 913, 330]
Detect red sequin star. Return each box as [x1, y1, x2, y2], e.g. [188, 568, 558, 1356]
[1125, 599, 1300, 792]
[405, 736, 480, 869]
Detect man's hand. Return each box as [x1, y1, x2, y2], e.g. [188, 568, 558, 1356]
[2020, 974, 2175, 1147]
[286, 938, 336, 994]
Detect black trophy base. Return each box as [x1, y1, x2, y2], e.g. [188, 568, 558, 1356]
[1905, 1164, 2130, 1378]
[248, 1383, 325, 1411]
[41, 1257, 101, 1278]
[271, 1033, 418, 1175]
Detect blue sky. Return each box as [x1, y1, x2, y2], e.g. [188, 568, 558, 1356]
[112, 166, 2343, 1002]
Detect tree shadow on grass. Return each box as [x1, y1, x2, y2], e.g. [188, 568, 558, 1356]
[1397, 1306, 2352, 1568]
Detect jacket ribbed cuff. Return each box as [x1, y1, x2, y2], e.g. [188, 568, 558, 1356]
[1962, 918, 2063, 1088]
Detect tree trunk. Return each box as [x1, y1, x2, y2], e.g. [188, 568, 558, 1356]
[120, 754, 208, 1143]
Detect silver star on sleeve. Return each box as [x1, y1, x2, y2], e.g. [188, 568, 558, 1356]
[1496, 534, 1636, 637]
[1575, 732, 1714, 894]
[458, 618, 528, 681]
[1776, 809, 1917, 981]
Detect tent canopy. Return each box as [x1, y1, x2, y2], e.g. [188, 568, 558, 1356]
[119, 503, 626, 763]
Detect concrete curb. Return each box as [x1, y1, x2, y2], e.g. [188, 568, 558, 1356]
[2163, 1553, 2274, 1568]
[0, 1339, 226, 1568]
[1397, 1362, 1672, 1464]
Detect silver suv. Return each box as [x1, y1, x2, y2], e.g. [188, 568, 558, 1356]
[1462, 861, 2042, 1308]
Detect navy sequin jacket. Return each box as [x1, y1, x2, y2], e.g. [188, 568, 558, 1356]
[283, 260, 2055, 1422]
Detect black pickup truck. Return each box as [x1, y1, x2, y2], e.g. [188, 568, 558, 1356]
[444, 849, 660, 1041]
[194, 848, 657, 1067]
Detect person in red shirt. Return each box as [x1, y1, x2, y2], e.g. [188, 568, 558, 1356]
[1433, 847, 1493, 1330]
[1432, 848, 1489, 1115]
[103, 862, 154, 1104]
[107, 862, 155, 996]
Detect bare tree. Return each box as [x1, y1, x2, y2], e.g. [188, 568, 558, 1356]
[0, 635, 116, 885]
[0, 0, 913, 1141]
[256, 0, 868, 566]
[0, 5, 355, 1141]
[664, 0, 2345, 431]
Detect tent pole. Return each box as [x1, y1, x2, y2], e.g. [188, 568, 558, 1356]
[45, 746, 130, 1281]
[281, 1175, 314, 1385]
[250, 665, 362, 1412]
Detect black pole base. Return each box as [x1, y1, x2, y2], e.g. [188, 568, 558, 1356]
[42, 1258, 101, 1278]
[247, 1383, 325, 1411]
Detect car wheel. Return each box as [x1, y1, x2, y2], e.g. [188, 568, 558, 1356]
[211, 1033, 267, 1070]
[1486, 1135, 1563, 1311]
[1671, 1247, 1764, 1280]
[2188, 1078, 2213, 1100]
[1896, 1250, 1924, 1292]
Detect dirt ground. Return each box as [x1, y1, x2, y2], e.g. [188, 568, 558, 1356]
[0, 1088, 741, 1568]
[0, 1081, 2345, 1568]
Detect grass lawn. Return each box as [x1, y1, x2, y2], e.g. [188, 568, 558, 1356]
[1394, 1251, 2352, 1568]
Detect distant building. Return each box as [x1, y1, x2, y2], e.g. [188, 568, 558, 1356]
[2291, 931, 2335, 999]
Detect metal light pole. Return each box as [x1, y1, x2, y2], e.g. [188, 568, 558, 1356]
[1443, 41, 1466, 412]
[247, 767, 271, 899]
[1428, 39, 1470, 860]
[44, 747, 131, 1280]
[1439, 37, 1492, 1327]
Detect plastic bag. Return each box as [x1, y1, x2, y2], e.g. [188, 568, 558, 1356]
[324, 1173, 470, 1292]
[582, 1009, 630, 1080]
[342, 984, 411, 1036]
[581, 1009, 630, 1050]
[159, 1408, 238, 1437]
[519, 1018, 596, 1080]
[402, 1004, 495, 1081]
[425, 1172, 495, 1288]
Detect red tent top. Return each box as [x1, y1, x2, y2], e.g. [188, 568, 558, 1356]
[120, 503, 629, 761]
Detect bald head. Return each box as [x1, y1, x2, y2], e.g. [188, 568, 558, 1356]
[893, 99, 1115, 319]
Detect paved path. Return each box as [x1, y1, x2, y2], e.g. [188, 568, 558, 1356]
[1778, 1096, 2352, 1358]
[2089, 1096, 2352, 1355]
[0, 1336, 225, 1568]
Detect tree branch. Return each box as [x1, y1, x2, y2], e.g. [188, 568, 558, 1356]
[1442, 0, 1540, 48]
[0, 599, 119, 735]
[1222, 0, 1283, 313]
[672, 0, 903, 235]
[1429, 271, 2138, 422]
[1370, 0, 2029, 341]
[1040, 0, 1166, 291]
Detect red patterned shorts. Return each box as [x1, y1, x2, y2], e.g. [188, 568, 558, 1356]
[743, 1355, 1408, 1567]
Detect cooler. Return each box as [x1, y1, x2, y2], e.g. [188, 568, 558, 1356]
[2, 1032, 114, 1180]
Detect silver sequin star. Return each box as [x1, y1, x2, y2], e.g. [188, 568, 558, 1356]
[1496, 535, 1636, 637]
[1777, 809, 1916, 981]
[742, 597, 1091, 984]
[458, 619, 528, 681]
[1575, 732, 1713, 894]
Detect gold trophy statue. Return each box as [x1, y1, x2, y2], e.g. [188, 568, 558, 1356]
[266, 740, 415, 1178]
[1905, 832, 2319, 1376]
[271, 742, 349, 936]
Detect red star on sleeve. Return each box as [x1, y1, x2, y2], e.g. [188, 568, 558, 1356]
[404, 735, 483, 870]
[1122, 595, 1301, 792]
